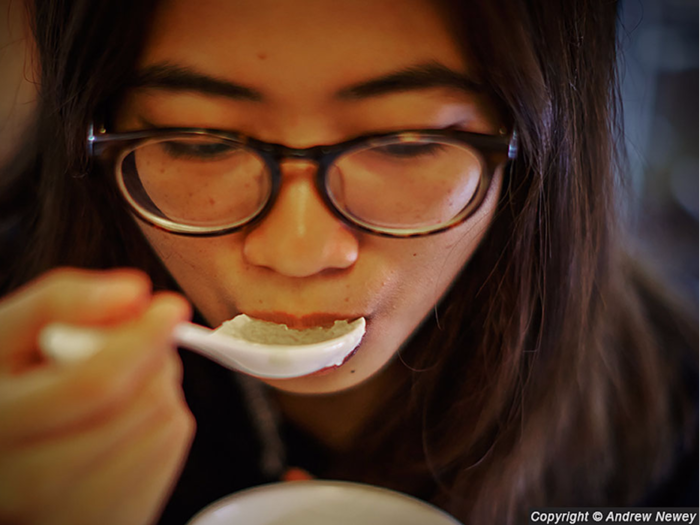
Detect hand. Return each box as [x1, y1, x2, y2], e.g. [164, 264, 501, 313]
[0, 268, 196, 525]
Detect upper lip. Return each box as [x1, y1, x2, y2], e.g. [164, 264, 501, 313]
[243, 310, 365, 329]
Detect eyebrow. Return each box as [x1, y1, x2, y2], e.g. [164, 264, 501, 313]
[336, 62, 484, 99]
[129, 63, 264, 101]
[128, 61, 483, 102]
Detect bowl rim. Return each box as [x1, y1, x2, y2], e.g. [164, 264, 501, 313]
[186, 479, 463, 525]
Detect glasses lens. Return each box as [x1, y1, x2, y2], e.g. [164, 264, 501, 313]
[119, 136, 272, 228]
[326, 139, 484, 232]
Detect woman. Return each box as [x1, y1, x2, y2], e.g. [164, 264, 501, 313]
[0, 0, 696, 524]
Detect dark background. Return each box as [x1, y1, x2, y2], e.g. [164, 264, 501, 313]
[619, 0, 698, 308]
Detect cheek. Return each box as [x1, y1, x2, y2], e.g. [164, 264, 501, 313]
[382, 166, 503, 297]
[138, 225, 245, 315]
[379, 218, 492, 329]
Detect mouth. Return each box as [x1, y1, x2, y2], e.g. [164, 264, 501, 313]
[243, 310, 366, 330]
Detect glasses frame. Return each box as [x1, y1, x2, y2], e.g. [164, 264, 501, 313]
[88, 124, 518, 238]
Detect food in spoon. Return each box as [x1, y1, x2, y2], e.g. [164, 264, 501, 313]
[214, 314, 362, 345]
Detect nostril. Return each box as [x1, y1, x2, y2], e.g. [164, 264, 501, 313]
[241, 162, 359, 277]
[243, 225, 358, 278]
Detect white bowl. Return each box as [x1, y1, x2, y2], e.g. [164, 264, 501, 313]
[186, 480, 463, 525]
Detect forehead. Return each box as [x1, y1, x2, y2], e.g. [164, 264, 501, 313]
[140, 0, 471, 93]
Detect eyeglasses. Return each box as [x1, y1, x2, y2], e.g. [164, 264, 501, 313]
[88, 124, 517, 238]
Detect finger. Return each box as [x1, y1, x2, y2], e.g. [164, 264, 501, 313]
[0, 293, 191, 447]
[0, 352, 188, 522]
[0, 268, 152, 365]
[103, 411, 194, 525]
[44, 409, 194, 525]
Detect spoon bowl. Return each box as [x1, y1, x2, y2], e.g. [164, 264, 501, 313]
[173, 316, 366, 378]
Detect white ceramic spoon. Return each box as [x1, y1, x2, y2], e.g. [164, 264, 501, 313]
[39, 315, 366, 379]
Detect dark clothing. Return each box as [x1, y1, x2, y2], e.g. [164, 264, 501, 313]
[157, 349, 699, 525]
[157, 350, 272, 525]
[157, 350, 333, 525]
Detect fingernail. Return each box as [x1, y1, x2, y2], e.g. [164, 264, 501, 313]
[151, 295, 192, 324]
[88, 277, 150, 304]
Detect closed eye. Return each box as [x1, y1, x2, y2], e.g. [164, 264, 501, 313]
[161, 139, 240, 160]
[372, 142, 447, 159]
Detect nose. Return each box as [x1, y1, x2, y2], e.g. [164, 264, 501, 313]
[242, 160, 359, 277]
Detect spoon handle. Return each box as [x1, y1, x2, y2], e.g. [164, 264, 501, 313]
[39, 323, 106, 363]
[39, 321, 251, 374]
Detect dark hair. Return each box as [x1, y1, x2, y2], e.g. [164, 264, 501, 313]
[0, 0, 167, 288]
[0, 0, 696, 523]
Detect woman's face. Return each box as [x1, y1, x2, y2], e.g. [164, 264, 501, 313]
[116, 0, 504, 394]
